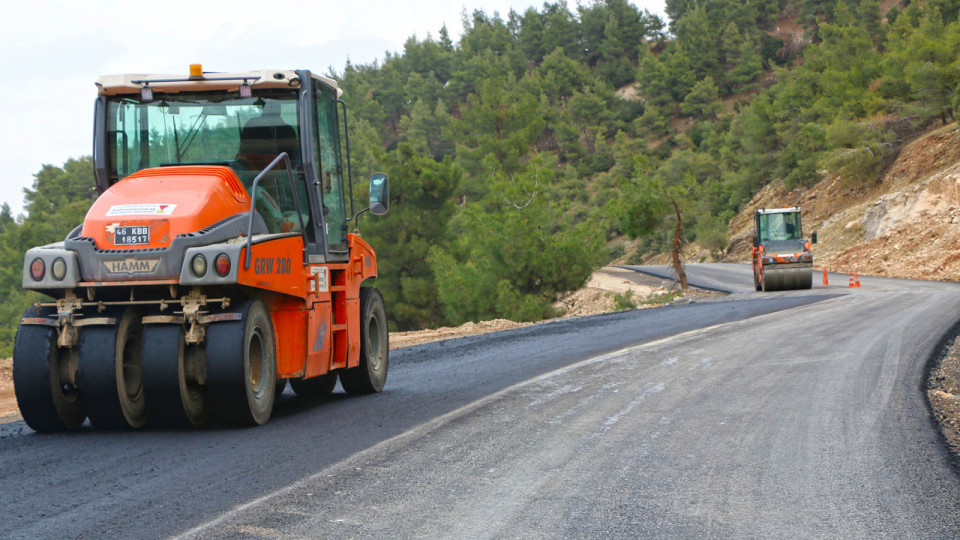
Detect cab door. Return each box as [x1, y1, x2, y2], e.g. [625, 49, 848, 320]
[313, 84, 349, 260]
[300, 78, 350, 377]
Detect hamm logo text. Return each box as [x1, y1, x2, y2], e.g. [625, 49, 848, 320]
[103, 258, 160, 274]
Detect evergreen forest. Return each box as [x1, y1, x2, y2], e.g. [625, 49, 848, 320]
[2, 0, 960, 354]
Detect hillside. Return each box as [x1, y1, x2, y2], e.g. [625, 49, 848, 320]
[725, 122, 960, 282]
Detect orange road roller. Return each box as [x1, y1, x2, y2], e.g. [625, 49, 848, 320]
[14, 66, 390, 430]
[751, 206, 816, 292]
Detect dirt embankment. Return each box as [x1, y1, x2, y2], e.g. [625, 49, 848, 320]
[929, 334, 960, 456]
[0, 358, 15, 423]
[725, 123, 960, 282]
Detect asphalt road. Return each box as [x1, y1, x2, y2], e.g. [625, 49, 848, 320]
[3, 263, 960, 538]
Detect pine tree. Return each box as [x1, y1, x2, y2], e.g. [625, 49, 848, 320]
[360, 145, 462, 330]
[681, 77, 723, 120]
[431, 154, 602, 324]
[728, 39, 764, 94]
[674, 5, 720, 80]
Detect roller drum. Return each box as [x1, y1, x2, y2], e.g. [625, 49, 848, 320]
[761, 266, 813, 291]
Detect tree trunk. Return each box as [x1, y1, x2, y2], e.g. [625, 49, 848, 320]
[671, 199, 688, 290]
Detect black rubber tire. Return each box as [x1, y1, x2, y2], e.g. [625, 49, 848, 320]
[290, 372, 337, 399]
[206, 299, 276, 426]
[78, 308, 148, 429]
[142, 324, 209, 428]
[13, 306, 85, 432]
[339, 288, 389, 395]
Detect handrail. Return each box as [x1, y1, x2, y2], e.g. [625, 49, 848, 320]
[244, 152, 307, 269]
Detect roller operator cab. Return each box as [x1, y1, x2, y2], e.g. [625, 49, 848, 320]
[14, 67, 391, 431]
[751, 207, 816, 292]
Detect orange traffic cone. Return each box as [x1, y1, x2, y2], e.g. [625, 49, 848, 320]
[849, 272, 855, 287]
[855, 273, 860, 287]
[823, 269, 829, 286]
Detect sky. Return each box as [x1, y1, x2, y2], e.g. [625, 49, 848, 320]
[0, 0, 665, 216]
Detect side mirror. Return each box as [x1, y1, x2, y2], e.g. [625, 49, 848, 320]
[752, 234, 759, 247]
[811, 232, 818, 244]
[369, 173, 389, 216]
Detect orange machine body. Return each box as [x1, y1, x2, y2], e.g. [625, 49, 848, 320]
[83, 165, 378, 384]
[81, 166, 251, 250]
[238, 232, 378, 381]
[752, 244, 763, 277]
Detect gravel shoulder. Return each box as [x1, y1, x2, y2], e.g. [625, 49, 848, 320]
[0, 358, 13, 423]
[928, 331, 960, 461]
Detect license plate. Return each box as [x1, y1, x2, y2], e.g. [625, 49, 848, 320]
[114, 226, 150, 246]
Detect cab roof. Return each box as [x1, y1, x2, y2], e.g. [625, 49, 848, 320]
[95, 69, 342, 97]
[756, 206, 801, 215]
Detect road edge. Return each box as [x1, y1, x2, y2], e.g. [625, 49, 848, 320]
[924, 315, 960, 476]
[616, 264, 738, 294]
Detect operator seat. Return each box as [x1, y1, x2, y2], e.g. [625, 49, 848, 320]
[235, 102, 302, 234]
[236, 103, 301, 173]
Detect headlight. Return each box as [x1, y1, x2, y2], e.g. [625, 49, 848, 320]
[52, 258, 67, 281]
[190, 254, 207, 277]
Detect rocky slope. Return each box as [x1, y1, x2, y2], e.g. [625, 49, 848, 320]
[725, 122, 960, 282]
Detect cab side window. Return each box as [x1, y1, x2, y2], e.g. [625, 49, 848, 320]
[758, 214, 769, 243]
[313, 87, 347, 253]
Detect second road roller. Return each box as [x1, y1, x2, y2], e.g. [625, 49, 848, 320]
[751, 206, 817, 291]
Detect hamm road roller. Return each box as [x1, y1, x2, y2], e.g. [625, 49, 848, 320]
[751, 206, 816, 291]
[14, 66, 390, 430]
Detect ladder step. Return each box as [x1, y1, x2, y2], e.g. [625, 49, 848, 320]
[331, 324, 347, 332]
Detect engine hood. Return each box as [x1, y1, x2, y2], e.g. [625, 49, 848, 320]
[81, 166, 251, 250]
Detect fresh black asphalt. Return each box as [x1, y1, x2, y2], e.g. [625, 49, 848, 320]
[2, 264, 959, 538]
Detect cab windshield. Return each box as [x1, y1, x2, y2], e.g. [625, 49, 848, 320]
[105, 89, 307, 234]
[758, 212, 802, 242]
[105, 89, 301, 188]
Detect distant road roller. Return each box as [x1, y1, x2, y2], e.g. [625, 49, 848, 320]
[751, 207, 816, 292]
[14, 66, 390, 430]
